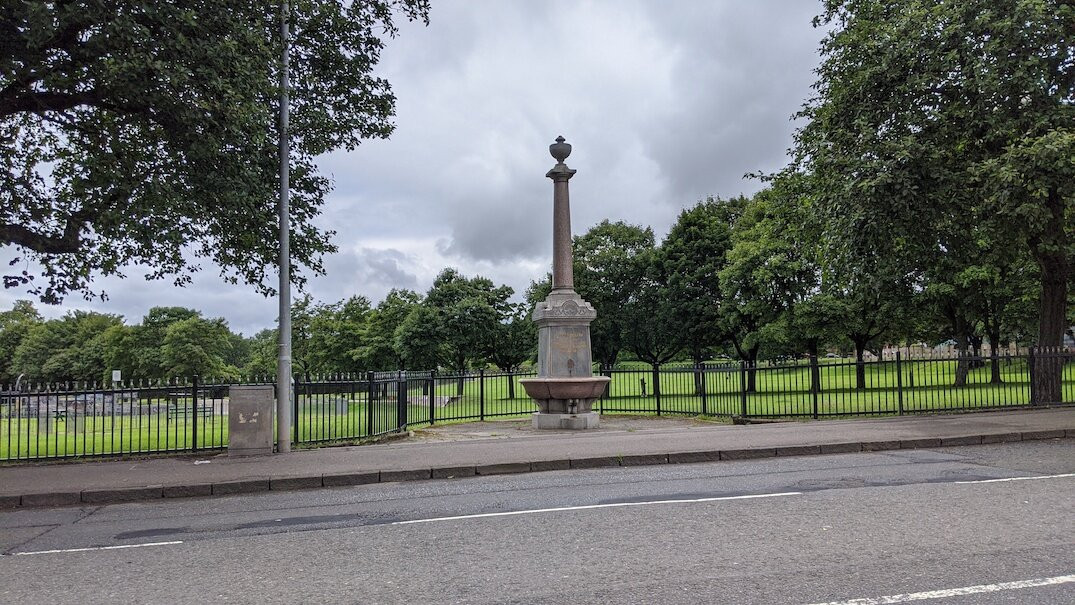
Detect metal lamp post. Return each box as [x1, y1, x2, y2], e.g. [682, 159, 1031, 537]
[276, 0, 292, 453]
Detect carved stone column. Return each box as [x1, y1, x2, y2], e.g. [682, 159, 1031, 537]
[520, 137, 609, 430]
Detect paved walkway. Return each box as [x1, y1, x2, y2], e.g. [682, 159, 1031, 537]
[1, 408, 1072, 508]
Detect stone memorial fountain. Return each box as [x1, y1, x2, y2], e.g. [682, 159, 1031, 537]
[520, 137, 610, 429]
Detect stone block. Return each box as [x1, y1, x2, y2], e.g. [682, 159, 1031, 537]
[20, 491, 81, 507]
[322, 472, 379, 487]
[620, 454, 669, 466]
[940, 435, 982, 446]
[531, 411, 599, 430]
[380, 469, 431, 482]
[720, 448, 777, 460]
[861, 441, 900, 452]
[228, 385, 274, 456]
[212, 479, 270, 495]
[271, 476, 323, 491]
[530, 459, 571, 472]
[431, 466, 477, 479]
[668, 450, 720, 464]
[899, 438, 942, 449]
[475, 462, 530, 475]
[820, 442, 861, 454]
[1021, 430, 1065, 441]
[570, 456, 620, 469]
[81, 486, 163, 504]
[163, 484, 212, 498]
[301, 397, 348, 415]
[979, 433, 1021, 444]
[777, 445, 821, 457]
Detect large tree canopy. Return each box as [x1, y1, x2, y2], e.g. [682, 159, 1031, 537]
[791, 0, 1073, 401]
[0, 0, 429, 302]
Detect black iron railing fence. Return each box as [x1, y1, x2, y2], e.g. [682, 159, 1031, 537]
[2, 348, 1072, 461]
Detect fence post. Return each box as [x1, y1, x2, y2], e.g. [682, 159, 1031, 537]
[191, 375, 199, 451]
[895, 351, 904, 416]
[429, 370, 436, 425]
[292, 375, 300, 444]
[397, 375, 408, 432]
[653, 363, 662, 416]
[739, 361, 748, 417]
[699, 363, 708, 416]
[1028, 346, 1037, 406]
[366, 371, 375, 437]
[479, 368, 485, 421]
[810, 356, 819, 420]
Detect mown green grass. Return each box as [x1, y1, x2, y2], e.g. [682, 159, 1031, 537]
[3, 358, 1072, 460]
[1, 414, 229, 460]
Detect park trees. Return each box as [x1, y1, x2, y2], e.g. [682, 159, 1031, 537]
[243, 329, 280, 378]
[109, 307, 200, 379]
[485, 302, 534, 373]
[484, 302, 534, 399]
[11, 310, 122, 382]
[572, 220, 656, 368]
[395, 269, 513, 392]
[0, 300, 41, 383]
[357, 289, 420, 371]
[160, 316, 239, 379]
[1, 1, 430, 303]
[100, 306, 242, 380]
[622, 248, 682, 367]
[719, 188, 816, 390]
[305, 295, 373, 376]
[793, 0, 1074, 402]
[661, 197, 746, 366]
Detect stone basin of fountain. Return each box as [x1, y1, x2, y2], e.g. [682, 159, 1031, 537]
[519, 376, 610, 405]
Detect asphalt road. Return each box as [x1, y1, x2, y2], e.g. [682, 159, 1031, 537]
[2, 440, 1073, 604]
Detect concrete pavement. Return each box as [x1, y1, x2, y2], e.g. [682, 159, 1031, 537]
[1, 407, 1072, 508]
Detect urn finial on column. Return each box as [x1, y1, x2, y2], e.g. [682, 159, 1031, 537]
[550, 136, 571, 163]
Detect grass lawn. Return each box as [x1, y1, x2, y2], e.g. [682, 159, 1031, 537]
[3, 358, 1072, 460]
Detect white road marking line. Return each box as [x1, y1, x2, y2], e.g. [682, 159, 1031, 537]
[5, 540, 183, 557]
[955, 472, 1075, 484]
[805, 574, 1075, 605]
[391, 491, 801, 525]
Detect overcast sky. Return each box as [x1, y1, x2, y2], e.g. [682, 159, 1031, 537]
[1, 0, 827, 336]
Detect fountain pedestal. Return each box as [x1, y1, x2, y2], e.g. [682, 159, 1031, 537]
[521, 137, 608, 430]
[521, 293, 609, 429]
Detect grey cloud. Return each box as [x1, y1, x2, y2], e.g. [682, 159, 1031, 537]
[308, 247, 420, 304]
[638, 1, 826, 208]
[5, 1, 826, 333]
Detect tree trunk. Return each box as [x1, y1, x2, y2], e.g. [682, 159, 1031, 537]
[455, 354, 466, 397]
[745, 346, 759, 393]
[1031, 191, 1069, 404]
[852, 337, 868, 390]
[953, 334, 971, 388]
[1032, 252, 1069, 404]
[507, 371, 516, 399]
[968, 333, 985, 369]
[691, 355, 706, 396]
[806, 340, 821, 394]
[988, 329, 1003, 384]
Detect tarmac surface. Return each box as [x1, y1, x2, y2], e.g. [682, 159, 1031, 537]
[2, 440, 1073, 603]
[1, 407, 1072, 508]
